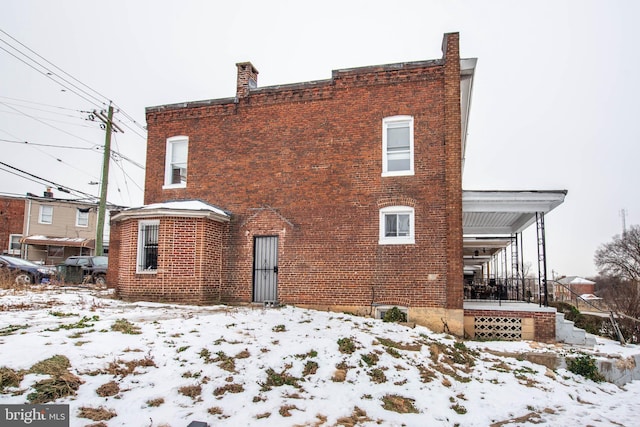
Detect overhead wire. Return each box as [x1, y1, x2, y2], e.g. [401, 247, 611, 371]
[0, 160, 99, 201]
[0, 29, 146, 204]
[0, 130, 101, 183]
[0, 29, 146, 136]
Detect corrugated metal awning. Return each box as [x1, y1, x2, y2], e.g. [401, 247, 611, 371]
[20, 235, 95, 249]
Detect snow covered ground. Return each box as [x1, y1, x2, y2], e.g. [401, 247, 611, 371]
[1, 287, 639, 427]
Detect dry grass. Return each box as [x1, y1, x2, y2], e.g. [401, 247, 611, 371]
[213, 383, 244, 396]
[279, 404, 299, 417]
[96, 380, 120, 397]
[381, 394, 419, 414]
[0, 367, 24, 391]
[29, 355, 70, 376]
[77, 406, 117, 421]
[27, 371, 83, 403]
[335, 406, 372, 426]
[377, 337, 422, 351]
[90, 355, 156, 377]
[178, 384, 202, 399]
[110, 318, 141, 335]
[146, 397, 165, 407]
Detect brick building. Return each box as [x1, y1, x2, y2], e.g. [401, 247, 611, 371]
[0, 194, 26, 256]
[109, 33, 475, 334]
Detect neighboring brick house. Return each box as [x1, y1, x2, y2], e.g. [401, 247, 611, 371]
[0, 193, 26, 256]
[109, 32, 474, 335]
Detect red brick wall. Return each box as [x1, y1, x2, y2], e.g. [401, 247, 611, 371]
[0, 196, 25, 254]
[125, 33, 463, 310]
[113, 216, 225, 304]
[465, 309, 556, 343]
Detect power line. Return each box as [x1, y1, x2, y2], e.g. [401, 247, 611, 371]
[0, 160, 99, 201]
[0, 29, 146, 134]
[0, 138, 97, 149]
[0, 101, 97, 146]
[0, 31, 106, 108]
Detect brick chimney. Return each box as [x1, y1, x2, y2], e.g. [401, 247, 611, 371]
[236, 62, 258, 99]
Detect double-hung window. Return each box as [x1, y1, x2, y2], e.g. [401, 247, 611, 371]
[382, 116, 414, 176]
[379, 206, 415, 245]
[39, 205, 53, 224]
[76, 209, 89, 227]
[8, 234, 21, 255]
[137, 220, 159, 273]
[164, 136, 188, 188]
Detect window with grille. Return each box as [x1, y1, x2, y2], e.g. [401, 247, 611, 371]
[137, 220, 159, 273]
[164, 136, 188, 188]
[382, 116, 414, 176]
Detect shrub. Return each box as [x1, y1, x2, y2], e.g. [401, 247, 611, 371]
[567, 354, 605, 382]
[337, 337, 356, 354]
[383, 307, 407, 323]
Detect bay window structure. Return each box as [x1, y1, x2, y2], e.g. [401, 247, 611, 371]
[382, 116, 414, 176]
[164, 136, 188, 188]
[137, 220, 159, 272]
[379, 206, 415, 245]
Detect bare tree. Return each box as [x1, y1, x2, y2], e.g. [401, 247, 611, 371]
[594, 227, 640, 342]
[594, 225, 640, 281]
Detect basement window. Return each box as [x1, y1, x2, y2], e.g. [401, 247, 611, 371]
[374, 305, 408, 321]
[137, 220, 159, 273]
[382, 116, 414, 176]
[164, 136, 188, 188]
[379, 206, 415, 245]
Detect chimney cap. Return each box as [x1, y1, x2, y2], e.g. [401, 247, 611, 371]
[235, 62, 259, 74]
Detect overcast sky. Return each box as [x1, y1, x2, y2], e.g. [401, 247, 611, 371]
[1, 0, 638, 278]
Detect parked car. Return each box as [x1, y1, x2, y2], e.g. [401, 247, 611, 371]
[0, 255, 57, 285]
[63, 255, 108, 285]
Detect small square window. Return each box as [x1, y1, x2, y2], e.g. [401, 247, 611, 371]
[379, 206, 415, 245]
[39, 205, 53, 224]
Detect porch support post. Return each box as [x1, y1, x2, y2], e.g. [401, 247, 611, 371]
[535, 212, 549, 307]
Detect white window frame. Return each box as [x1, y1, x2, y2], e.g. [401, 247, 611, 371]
[39, 205, 53, 224]
[379, 206, 415, 245]
[76, 209, 89, 227]
[137, 220, 159, 274]
[8, 234, 21, 255]
[382, 115, 414, 177]
[163, 136, 188, 189]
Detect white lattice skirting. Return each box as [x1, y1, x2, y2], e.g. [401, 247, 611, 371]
[473, 316, 522, 341]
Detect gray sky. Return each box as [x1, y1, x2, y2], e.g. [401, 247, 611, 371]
[1, 0, 638, 278]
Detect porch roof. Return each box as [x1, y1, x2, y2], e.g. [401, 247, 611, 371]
[462, 190, 567, 235]
[21, 235, 95, 249]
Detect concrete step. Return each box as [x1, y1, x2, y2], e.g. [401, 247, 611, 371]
[556, 312, 594, 347]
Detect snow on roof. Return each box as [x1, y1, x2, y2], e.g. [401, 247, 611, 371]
[558, 276, 596, 285]
[140, 200, 228, 217]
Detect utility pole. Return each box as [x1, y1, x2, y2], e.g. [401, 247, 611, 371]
[93, 104, 123, 256]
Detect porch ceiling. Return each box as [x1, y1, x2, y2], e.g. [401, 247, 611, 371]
[462, 190, 567, 235]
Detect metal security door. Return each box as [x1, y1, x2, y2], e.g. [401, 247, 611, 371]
[253, 236, 278, 303]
